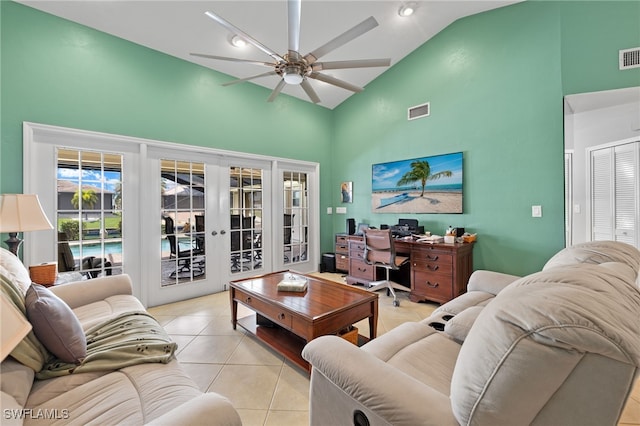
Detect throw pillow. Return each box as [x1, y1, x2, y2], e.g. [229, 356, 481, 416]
[25, 284, 87, 364]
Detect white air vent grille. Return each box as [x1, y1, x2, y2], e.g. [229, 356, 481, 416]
[620, 47, 640, 70]
[408, 102, 430, 120]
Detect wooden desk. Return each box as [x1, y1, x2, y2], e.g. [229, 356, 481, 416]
[346, 236, 474, 304]
[230, 271, 378, 372]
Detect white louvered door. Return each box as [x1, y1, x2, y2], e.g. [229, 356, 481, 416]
[589, 141, 639, 248]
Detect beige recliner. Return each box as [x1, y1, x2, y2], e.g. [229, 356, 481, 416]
[303, 241, 640, 425]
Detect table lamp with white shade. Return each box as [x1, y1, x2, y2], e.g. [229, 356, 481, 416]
[0, 194, 54, 256]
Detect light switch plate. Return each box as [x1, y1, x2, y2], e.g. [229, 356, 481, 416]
[336, 207, 347, 214]
[327, 207, 332, 214]
[532, 205, 542, 217]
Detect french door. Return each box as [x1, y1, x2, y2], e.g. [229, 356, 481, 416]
[24, 122, 318, 307]
[145, 148, 273, 306]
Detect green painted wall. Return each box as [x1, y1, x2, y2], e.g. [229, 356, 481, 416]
[2, 1, 639, 276]
[331, 1, 639, 276]
[0, 1, 335, 249]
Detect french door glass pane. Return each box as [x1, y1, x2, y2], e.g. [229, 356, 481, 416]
[56, 149, 122, 278]
[229, 167, 263, 274]
[283, 171, 308, 265]
[160, 160, 206, 286]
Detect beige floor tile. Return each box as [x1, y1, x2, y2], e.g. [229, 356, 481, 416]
[270, 363, 310, 411]
[168, 334, 196, 355]
[632, 380, 640, 401]
[234, 409, 268, 426]
[180, 362, 223, 392]
[150, 314, 177, 326]
[177, 335, 243, 363]
[264, 410, 309, 426]
[620, 396, 640, 425]
[162, 315, 214, 335]
[199, 315, 244, 336]
[208, 364, 281, 409]
[228, 336, 285, 366]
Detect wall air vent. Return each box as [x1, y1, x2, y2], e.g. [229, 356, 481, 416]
[619, 47, 640, 70]
[408, 102, 430, 120]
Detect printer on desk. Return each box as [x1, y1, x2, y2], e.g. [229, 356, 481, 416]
[390, 218, 424, 237]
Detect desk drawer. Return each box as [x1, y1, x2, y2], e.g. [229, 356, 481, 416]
[412, 260, 453, 275]
[412, 270, 453, 302]
[413, 250, 453, 265]
[234, 289, 292, 329]
[336, 255, 349, 271]
[349, 258, 375, 281]
[335, 243, 349, 254]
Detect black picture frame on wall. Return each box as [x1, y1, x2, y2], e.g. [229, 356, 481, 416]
[372, 152, 463, 213]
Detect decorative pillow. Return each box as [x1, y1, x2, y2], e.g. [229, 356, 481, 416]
[0, 248, 32, 295]
[25, 284, 87, 364]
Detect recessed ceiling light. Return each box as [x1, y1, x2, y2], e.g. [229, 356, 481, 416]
[230, 35, 247, 48]
[398, 2, 417, 17]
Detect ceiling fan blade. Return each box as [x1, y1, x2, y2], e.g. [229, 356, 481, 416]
[267, 79, 287, 102]
[222, 71, 278, 86]
[312, 58, 391, 71]
[309, 72, 364, 93]
[190, 53, 275, 67]
[304, 16, 379, 64]
[287, 0, 301, 53]
[204, 11, 286, 63]
[301, 80, 321, 104]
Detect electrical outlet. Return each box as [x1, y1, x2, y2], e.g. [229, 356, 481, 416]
[532, 205, 542, 218]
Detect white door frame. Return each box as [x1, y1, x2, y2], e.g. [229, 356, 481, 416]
[23, 122, 320, 307]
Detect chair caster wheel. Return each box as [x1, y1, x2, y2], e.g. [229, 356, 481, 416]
[393, 300, 400, 307]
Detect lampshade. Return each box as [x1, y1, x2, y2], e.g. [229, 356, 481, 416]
[1, 293, 32, 361]
[0, 194, 53, 232]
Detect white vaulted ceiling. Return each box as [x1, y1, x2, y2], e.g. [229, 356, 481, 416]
[18, 0, 520, 109]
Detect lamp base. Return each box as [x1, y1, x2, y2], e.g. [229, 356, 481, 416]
[4, 233, 22, 256]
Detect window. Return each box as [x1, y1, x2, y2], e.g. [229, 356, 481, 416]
[283, 171, 308, 265]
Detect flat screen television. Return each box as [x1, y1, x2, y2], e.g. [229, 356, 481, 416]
[372, 152, 463, 214]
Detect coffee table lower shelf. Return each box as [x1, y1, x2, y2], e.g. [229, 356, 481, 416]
[236, 314, 368, 372]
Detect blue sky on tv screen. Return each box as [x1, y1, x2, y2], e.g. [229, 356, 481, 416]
[372, 152, 463, 192]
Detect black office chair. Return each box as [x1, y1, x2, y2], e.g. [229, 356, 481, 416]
[363, 228, 410, 307]
[164, 216, 203, 278]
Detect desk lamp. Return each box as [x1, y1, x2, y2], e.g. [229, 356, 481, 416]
[0, 194, 54, 256]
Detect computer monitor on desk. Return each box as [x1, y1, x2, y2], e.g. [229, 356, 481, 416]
[390, 218, 424, 237]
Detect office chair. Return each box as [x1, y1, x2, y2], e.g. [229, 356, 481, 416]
[362, 228, 409, 307]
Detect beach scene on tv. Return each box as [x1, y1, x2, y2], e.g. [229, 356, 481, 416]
[372, 152, 463, 213]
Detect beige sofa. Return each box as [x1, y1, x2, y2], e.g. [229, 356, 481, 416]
[0, 247, 241, 426]
[303, 241, 640, 426]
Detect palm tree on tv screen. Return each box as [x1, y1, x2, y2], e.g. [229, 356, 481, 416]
[396, 160, 452, 197]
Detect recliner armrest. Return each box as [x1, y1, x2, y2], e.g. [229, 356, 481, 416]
[466, 270, 521, 295]
[145, 393, 241, 425]
[49, 274, 133, 309]
[302, 336, 458, 426]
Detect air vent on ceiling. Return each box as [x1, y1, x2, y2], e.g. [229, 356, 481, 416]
[408, 102, 430, 120]
[619, 47, 640, 70]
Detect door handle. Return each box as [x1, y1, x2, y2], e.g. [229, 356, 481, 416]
[211, 231, 218, 236]
[220, 230, 226, 235]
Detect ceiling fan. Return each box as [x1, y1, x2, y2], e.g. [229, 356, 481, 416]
[190, 0, 391, 104]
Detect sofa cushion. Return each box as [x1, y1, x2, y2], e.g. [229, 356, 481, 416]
[71, 295, 146, 331]
[0, 358, 34, 407]
[0, 247, 32, 295]
[25, 284, 86, 364]
[543, 240, 640, 273]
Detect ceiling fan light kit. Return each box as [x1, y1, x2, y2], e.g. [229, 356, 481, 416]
[193, 0, 391, 104]
[230, 35, 247, 48]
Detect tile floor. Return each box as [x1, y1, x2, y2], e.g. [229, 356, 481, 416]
[147, 272, 640, 426]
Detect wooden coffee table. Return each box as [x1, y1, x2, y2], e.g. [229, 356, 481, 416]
[229, 270, 378, 372]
